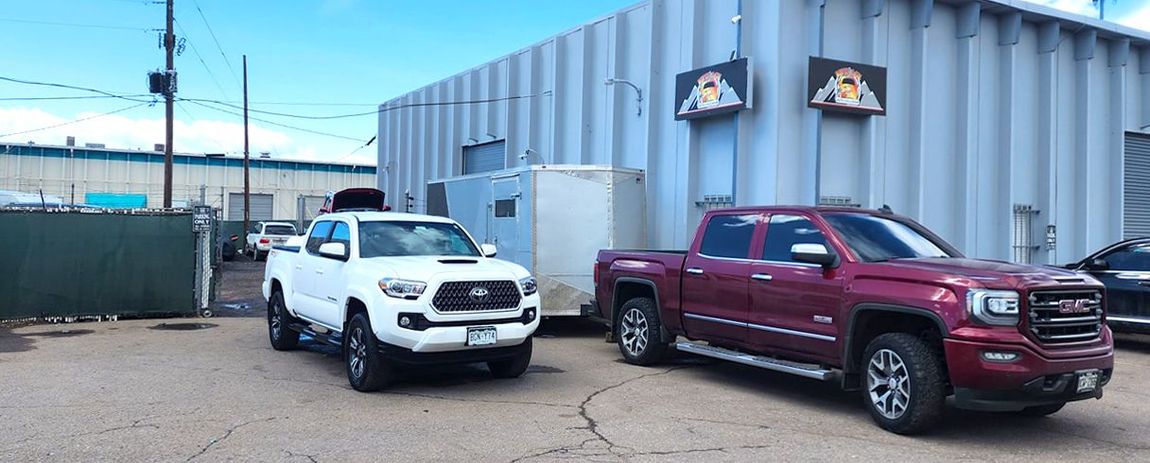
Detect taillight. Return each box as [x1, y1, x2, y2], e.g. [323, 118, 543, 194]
[259, 238, 270, 244]
[593, 260, 600, 287]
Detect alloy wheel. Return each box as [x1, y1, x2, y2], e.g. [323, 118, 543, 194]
[348, 327, 367, 379]
[270, 300, 283, 340]
[619, 307, 649, 357]
[867, 348, 911, 420]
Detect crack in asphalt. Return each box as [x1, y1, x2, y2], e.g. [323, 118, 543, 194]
[186, 417, 279, 462]
[510, 366, 692, 462]
[284, 449, 320, 462]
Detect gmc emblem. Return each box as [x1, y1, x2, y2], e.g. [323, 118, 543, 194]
[1058, 299, 1090, 314]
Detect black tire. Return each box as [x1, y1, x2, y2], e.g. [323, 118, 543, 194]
[860, 333, 946, 435]
[615, 297, 668, 366]
[1016, 403, 1065, 417]
[345, 313, 392, 392]
[256, 250, 266, 262]
[268, 291, 300, 351]
[488, 337, 533, 379]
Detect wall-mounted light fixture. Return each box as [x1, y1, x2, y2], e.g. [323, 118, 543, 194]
[467, 137, 479, 145]
[604, 78, 643, 117]
[519, 148, 550, 165]
[486, 133, 498, 140]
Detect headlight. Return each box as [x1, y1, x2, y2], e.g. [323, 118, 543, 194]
[379, 278, 427, 299]
[519, 276, 538, 296]
[967, 289, 1020, 326]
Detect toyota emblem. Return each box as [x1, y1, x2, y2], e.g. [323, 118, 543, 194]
[469, 287, 491, 303]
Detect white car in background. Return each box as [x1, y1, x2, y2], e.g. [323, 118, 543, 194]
[245, 221, 298, 261]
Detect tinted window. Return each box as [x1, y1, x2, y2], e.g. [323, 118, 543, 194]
[264, 225, 296, 236]
[330, 222, 351, 247]
[698, 214, 758, 259]
[306, 222, 335, 254]
[823, 213, 954, 263]
[494, 199, 516, 218]
[1103, 244, 1150, 271]
[359, 221, 480, 258]
[762, 215, 829, 263]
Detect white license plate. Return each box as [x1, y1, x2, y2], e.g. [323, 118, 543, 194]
[1076, 370, 1100, 394]
[467, 327, 497, 346]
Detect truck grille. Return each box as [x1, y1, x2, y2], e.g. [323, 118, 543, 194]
[432, 280, 521, 313]
[1027, 290, 1104, 344]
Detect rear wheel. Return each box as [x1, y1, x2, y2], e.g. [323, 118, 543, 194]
[1016, 403, 1065, 417]
[861, 333, 946, 435]
[488, 338, 533, 379]
[268, 291, 299, 350]
[616, 297, 668, 366]
[345, 313, 392, 392]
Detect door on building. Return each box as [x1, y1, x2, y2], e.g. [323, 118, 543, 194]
[1125, 132, 1150, 239]
[228, 193, 274, 221]
[679, 212, 760, 345]
[490, 175, 519, 260]
[746, 213, 843, 362]
[462, 140, 506, 175]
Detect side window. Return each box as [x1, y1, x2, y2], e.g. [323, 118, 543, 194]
[250, 223, 261, 234]
[306, 222, 335, 254]
[494, 199, 516, 218]
[330, 222, 351, 247]
[1103, 245, 1150, 271]
[762, 215, 829, 263]
[698, 214, 759, 259]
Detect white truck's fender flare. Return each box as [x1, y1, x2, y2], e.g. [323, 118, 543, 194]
[342, 287, 382, 329]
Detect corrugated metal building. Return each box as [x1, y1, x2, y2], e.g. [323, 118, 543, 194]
[1, 143, 376, 220]
[378, 0, 1150, 265]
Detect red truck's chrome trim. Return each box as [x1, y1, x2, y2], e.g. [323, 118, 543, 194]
[684, 312, 836, 342]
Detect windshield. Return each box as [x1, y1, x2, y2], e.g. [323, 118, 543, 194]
[823, 213, 956, 263]
[358, 221, 480, 258]
[263, 225, 296, 236]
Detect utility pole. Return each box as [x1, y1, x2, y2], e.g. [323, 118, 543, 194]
[242, 55, 251, 235]
[162, 0, 175, 208]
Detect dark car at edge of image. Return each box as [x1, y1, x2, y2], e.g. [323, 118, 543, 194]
[1067, 238, 1150, 334]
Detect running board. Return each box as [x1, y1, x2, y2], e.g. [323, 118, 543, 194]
[289, 323, 343, 347]
[674, 341, 835, 381]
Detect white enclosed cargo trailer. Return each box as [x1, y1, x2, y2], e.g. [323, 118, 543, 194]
[426, 165, 646, 316]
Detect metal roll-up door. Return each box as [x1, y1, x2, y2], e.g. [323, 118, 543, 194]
[1125, 132, 1150, 239]
[300, 195, 326, 221]
[462, 140, 506, 175]
[228, 193, 274, 221]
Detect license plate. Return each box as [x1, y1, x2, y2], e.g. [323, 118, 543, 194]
[467, 327, 497, 346]
[1076, 370, 1100, 394]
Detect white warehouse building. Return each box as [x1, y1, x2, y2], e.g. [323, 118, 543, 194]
[378, 0, 1150, 265]
[1, 142, 376, 221]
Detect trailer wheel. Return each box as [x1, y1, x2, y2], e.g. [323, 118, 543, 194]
[616, 297, 668, 366]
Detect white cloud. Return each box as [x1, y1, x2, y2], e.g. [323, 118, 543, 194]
[0, 106, 376, 166]
[1030, 0, 1098, 17]
[1114, 3, 1150, 32]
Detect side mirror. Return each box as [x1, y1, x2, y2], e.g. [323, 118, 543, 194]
[1083, 258, 1109, 271]
[791, 243, 837, 267]
[318, 242, 349, 261]
[480, 243, 498, 258]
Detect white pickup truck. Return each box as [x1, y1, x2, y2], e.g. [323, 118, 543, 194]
[262, 211, 541, 391]
[246, 222, 299, 261]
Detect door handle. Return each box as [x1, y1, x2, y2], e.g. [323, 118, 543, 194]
[295, 265, 302, 271]
[1139, 281, 1150, 287]
[751, 273, 773, 282]
[315, 269, 325, 275]
[686, 268, 704, 275]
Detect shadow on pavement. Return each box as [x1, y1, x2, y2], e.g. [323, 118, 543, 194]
[0, 326, 37, 353]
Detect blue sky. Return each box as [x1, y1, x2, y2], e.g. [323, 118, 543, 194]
[0, 0, 1146, 166]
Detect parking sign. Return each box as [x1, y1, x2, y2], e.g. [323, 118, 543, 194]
[192, 206, 212, 232]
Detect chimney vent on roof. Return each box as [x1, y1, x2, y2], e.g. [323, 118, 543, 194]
[66, 136, 75, 147]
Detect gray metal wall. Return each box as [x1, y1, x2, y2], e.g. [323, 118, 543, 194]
[378, 0, 1150, 264]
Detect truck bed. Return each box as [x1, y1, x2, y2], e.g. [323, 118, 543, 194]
[594, 249, 689, 327]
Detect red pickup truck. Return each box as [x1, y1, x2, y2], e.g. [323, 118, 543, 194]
[594, 206, 1113, 434]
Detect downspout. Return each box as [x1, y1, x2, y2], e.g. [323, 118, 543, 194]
[730, 0, 743, 206]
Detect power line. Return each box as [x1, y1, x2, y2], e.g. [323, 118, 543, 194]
[188, 0, 242, 90]
[0, 17, 160, 32]
[173, 17, 230, 100]
[184, 91, 554, 120]
[0, 76, 155, 103]
[181, 99, 367, 143]
[0, 94, 153, 102]
[0, 102, 151, 138]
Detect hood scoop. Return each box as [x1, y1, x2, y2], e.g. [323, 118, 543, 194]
[438, 258, 479, 264]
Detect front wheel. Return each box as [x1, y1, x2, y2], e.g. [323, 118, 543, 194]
[1016, 403, 1065, 417]
[345, 313, 392, 392]
[616, 297, 668, 366]
[861, 333, 946, 435]
[488, 338, 532, 379]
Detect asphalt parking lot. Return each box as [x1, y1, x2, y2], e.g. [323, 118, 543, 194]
[1, 261, 1149, 462]
[1, 319, 1149, 462]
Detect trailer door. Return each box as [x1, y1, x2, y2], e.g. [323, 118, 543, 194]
[491, 175, 520, 262]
